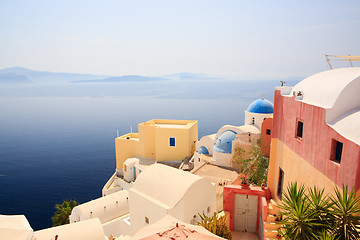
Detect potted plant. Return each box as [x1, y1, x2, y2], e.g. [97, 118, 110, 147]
[240, 177, 250, 189]
[239, 164, 252, 189]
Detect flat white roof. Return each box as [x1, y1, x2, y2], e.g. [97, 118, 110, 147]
[34, 218, 105, 240]
[125, 157, 156, 167]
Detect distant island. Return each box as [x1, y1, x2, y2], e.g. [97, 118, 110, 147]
[0, 73, 32, 84]
[0, 67, 225, 85]
[72, 75, 168, 83]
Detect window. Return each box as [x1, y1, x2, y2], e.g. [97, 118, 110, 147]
[207, 206, 211, 213]
[124, 165, 127, 171]
[252, 117, 255, 125]
[145, 216, 149, 224]
[330, 139, 343, 163]
[296, 119, 303, 139]
[266, 129, 271, 135]
[277, 168, 284, 199]
[169, 137, 176, 147]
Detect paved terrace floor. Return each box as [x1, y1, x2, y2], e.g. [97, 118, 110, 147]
[232, 231, 259, 240]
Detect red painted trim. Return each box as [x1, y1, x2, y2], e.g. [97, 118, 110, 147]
[272, 90, 360, 190]
[223, 185, 271, 233]
[261, 118, 273, 157]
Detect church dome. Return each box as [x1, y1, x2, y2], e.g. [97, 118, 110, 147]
[247, 98, 274, 114]
[198, 146, 209, 155]
[213, 130, 236, 154]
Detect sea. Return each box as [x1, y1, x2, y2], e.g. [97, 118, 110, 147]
[0, 78, 297, 230]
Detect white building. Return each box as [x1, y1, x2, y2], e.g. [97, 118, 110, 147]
[129, 163, 216, 231]
[0, 214, 33, 240]
[70, 190, 129, 224]
[34, 218, 106, 240]
[70, 164, 216, 238]
[194, 97, 274, 168]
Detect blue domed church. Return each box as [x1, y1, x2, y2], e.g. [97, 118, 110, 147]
[245, 97, 274, 130]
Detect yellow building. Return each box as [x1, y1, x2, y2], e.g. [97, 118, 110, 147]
[115, 119, 198, 169]
[103, 119, 198, 195]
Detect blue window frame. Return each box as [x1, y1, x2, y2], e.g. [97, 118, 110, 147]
[169, 137, 176, 147]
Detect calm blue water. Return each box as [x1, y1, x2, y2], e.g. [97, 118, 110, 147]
[0, 79, 292, 230]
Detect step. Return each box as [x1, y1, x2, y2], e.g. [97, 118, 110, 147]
[270, 198, 278, 206]
[265, 229, 279, 238]
[266, 214, 277, 222]
[265, 236, 283, 240]
[264, 221, 281, 230]
[267, 202, 280, 215]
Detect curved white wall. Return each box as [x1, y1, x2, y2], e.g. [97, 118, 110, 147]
[195, 134, 216, 155]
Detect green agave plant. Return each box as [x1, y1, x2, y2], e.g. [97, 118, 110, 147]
[278, 183, 360, 240]
[329, 186, 360, 240]
[316, 230, 339, 240]
[307, 186, 333, 235]
[278, 183, 323, 240]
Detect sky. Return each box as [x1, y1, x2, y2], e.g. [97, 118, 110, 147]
[0, 0, 359, 79]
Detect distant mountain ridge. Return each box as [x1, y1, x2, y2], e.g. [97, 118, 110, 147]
[0, 73, 32, 84]
[72, 75, 168, 83]
[0, 67, 226, 84]
[0, 67, 109, 84]
[0, 67, 304, 85]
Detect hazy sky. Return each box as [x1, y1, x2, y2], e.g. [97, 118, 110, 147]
[0, 0, 359, 78]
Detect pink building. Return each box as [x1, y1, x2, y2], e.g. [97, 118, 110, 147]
[267, 67, 360, 201]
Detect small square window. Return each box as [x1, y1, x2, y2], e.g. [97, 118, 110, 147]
[145, 216, 149, 224]
[169, 137, 176, 147]
[330, 139, 343, 164]
[266, 129, 271, 135]
[296, 119, 303, 139]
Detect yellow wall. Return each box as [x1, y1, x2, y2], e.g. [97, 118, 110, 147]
[115, 119, 198, 169]
[188, 121, 198, 154]
[153, 120, 198, 162]
[138, 123, 156, 159]
[268, 138, 340, 202]
[115, 133, 141, 169]
[155, 127, 189, 162]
